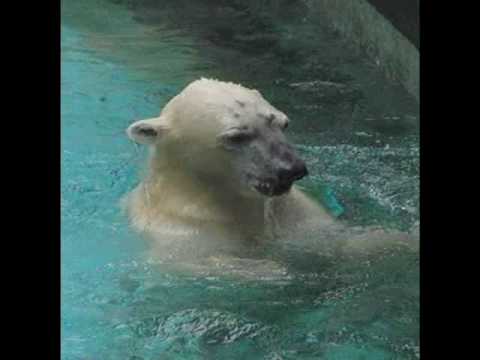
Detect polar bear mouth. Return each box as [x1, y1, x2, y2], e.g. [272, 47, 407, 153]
[251, 180, 293, 197]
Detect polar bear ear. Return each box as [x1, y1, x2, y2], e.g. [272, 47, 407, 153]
[126, 117, 169, 145]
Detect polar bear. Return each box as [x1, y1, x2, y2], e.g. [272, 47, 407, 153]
[123, 78, 335, 259]
[123, 79, 418, 277]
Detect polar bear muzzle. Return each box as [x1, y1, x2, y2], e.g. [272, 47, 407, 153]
[236, 132, 309, 197]
[248, 157, 308, 197]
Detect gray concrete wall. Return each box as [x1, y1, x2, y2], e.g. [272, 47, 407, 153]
[306, 0, 419, 102]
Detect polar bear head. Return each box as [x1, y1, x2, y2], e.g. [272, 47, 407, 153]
[127, 78, 308, 198]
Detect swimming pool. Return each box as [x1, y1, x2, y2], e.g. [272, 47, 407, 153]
[61, 1, 419, 359]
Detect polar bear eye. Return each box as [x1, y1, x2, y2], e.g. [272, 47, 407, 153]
[226, 132, 252, 145]
[220, 129, 254, 149]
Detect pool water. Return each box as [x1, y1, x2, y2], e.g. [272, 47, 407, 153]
[61, 0, 419, 359]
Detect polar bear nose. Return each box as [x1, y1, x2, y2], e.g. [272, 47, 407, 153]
[278, 160, 308, 183]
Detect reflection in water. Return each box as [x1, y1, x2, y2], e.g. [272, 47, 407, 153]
[61, 0, 419, 359]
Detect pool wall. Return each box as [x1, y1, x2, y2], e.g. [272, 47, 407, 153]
[307, 0, 419, 102]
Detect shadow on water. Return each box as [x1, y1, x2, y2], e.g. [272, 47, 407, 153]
[61, 0, 419, 359]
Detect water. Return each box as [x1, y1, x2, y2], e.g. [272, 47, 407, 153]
[61, 0, 419, 359]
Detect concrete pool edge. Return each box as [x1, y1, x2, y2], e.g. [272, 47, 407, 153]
[307, 0, 420, 103]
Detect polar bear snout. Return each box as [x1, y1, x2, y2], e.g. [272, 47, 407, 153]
[277, 159, 308, 183]
[249, 156, 308, 197]
[269, 159, 308, 196]
[238, 132, 310, 197]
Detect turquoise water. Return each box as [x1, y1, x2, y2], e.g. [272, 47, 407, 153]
[61, 1, 419, 359]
